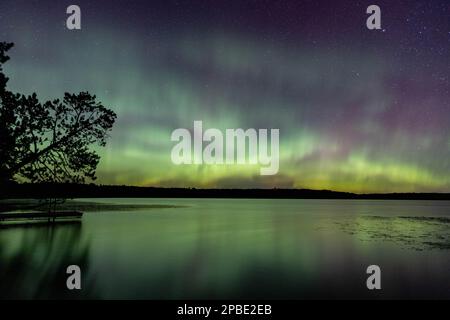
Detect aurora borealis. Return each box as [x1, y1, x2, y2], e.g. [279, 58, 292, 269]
[0, 0, 449, 192]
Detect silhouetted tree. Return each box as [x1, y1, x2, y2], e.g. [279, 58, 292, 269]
[0, 42, 17, 184]
[0, 42, 116, 186]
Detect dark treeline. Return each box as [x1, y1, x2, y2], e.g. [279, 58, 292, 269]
[3, 183, 450, 200]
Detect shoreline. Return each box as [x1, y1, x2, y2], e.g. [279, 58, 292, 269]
[2, 183, 450, 201]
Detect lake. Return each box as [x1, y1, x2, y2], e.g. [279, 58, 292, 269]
[1, 198, 450, 299]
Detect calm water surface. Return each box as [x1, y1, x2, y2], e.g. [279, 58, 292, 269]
[1, 198, 450, 299]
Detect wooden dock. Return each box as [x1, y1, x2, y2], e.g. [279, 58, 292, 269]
[0, 211, 83, 223]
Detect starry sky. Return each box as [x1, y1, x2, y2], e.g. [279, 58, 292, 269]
[0, 0, 449, 192]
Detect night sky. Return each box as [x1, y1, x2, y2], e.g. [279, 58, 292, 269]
[0, 0, 449, 192]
